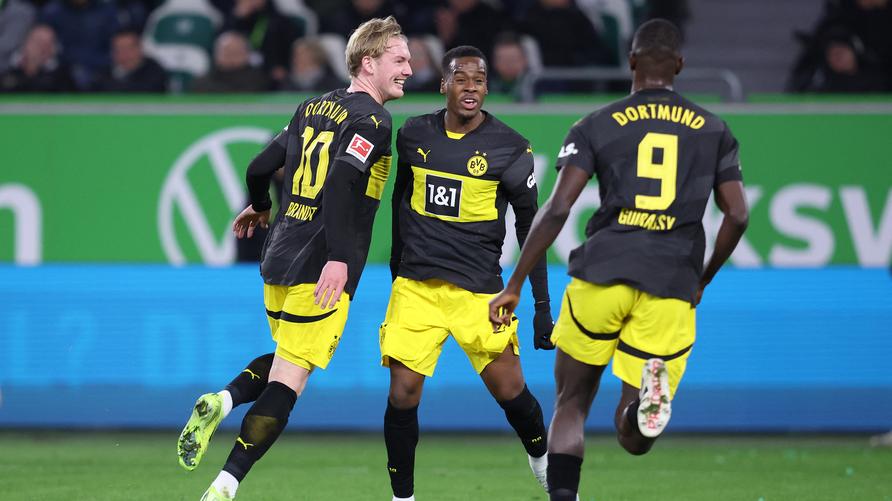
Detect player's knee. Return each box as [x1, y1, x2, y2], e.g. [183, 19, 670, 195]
[388, 383, 422, 408]
[491, 379, 525, 402]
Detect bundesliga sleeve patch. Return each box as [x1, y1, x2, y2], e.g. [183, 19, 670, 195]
[346, 133, 374, 163]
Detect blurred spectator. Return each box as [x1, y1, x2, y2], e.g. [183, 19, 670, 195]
[94, 29, 168, 92]
[519, 0, 612, 67]
[0, 24, 75, 92]
[279, 37, 346, 92]
[642, 0, 689, 38]
[115, 0, 148, 32]
[0, 0, 37, 74]
[223, 0, 310, 83]
[39, 0, 118, 90]
[789, 0, 892, 92]
[403, 36, 440, 92]
[140, 0, 223, 93]
[303, 0, 349, 20]
[191, 31, 270, 92]
[321, 0, 400, 38]
[397, 0, 438, 35]
[435, 0, 506, 59]
[489, 32, 528, 99]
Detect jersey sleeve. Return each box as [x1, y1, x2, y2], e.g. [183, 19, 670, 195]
[334, 113, 393, 173]
[715, 123, 743, 186]
[273, 125, 288, 148]
[555, 118, 596, 177]
[246, 131, 287, 212]
[390, 127, 412, 278]
[501, 141, 537, 196]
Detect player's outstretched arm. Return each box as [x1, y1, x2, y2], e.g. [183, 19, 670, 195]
[489, 164, 589, 328]
[389, 157, 411, 281]
[509, 181, 555, 349]
[315, 160, 363, 309]
[696, 180, 748, 305]
[245, 133, 287, 213]
[233, 132, 287, 238]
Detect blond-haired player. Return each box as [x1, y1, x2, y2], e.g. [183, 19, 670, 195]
[174, 16, 412, 501]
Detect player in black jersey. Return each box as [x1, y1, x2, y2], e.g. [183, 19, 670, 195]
[381, 46, 555, 501]
[490, 19, 749, 500]
[174, 17, 412, 501]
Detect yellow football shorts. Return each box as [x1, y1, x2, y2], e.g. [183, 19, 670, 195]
[550, 278, 695, 397]
[263, 283, 350, 371]
[379, 277, 520, 377]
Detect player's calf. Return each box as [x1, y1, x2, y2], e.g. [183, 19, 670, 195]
[221, 381, 297, 482]
[497, 385, 548, 490]
[614, 359, 671, 455]
[384, 401, 419, 500]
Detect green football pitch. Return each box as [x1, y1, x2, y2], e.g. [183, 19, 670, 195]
[2, 431, 890, 500]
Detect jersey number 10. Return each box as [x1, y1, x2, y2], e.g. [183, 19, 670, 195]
[293, 126, 334, 199]
[635, 132, 678, 211]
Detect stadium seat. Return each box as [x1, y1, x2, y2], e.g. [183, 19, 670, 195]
[519, 35, 544, 74]
[577, 0, 636, 66]
[419, 34, 444, 69]
[142, 0, 223, 91]
[316, 33, 350, 82]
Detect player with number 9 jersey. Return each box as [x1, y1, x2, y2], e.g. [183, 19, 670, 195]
[489, 20, 749, 499]
[556, 88, 741, 303]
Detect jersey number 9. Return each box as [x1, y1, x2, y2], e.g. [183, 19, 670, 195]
[635, 132, 678, 211]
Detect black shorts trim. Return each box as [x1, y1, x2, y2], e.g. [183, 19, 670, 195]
[266, 308, 338, 323]
[616, 340, 692, 361]
[566, 294, 620, 341]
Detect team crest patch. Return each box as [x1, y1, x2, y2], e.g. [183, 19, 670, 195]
[327, 334, 341, 361]
[347, 133, 374, 163]
[467, 151, 488, 176]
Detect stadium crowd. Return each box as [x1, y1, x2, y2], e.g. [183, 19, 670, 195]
[0, 0, 690, 94]
[788, 0, 892, 92]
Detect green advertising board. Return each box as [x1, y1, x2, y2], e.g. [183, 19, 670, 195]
[1, 101, 890, 266]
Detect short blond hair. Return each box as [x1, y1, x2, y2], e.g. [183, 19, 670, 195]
[345, 16, 405, 77]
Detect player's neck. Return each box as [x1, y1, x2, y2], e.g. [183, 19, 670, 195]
[444, 110, 484, 134]
[631, 77, 674, 94]
[347, 77, 384, 105]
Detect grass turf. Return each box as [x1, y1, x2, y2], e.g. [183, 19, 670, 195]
[1, 431, 890, 500]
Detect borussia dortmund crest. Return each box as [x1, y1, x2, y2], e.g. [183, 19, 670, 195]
[467, 151, 488, 176]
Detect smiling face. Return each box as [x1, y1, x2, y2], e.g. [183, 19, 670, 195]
[369, 36, 412, 102]
[442, 56, 487, 121]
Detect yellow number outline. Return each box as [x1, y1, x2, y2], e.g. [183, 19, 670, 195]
[292, 126, 335, 199]
[634, 132, 678, 211]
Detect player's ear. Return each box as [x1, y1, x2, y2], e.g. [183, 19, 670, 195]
[675, 56, 684, 75]
[440, 79, 445, 94]
[628, 52, 637, 72]
[362, 55, 375, 75]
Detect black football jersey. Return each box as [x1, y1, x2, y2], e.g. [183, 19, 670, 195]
[393, 110, 538, 293]
[555, 88, 743, 302]
[261, 89, 393, 296]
